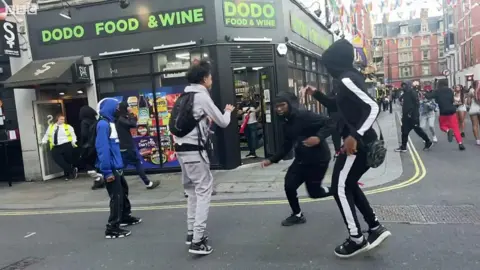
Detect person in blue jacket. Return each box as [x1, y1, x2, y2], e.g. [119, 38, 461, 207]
[96, 98, 142, 239]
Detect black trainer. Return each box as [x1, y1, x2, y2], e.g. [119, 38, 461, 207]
[105, 227, 131, 239]
[146, 180, 160, 190]
[120, 216, 142, 227]
[334, 237, 370, 258]
[459, 144, 466, 151]
[423, 140, 433, 151]
[189, 236, 213, 255]
[91, 179, 105, 190]
[447, 129, 454, 142]
[367, 225, 391, 250]
[394, 147, 407, 153]
[281, 213, 306, 226]
[186, 232, 193, 245]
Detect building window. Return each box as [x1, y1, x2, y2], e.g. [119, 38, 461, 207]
[400, 25, 408, 35]
[439, 21, 444, 32]
[96, 55, 151, 79]
[470, 40, 475, 66]
[422, 50, 430, 60]
[398, 38, 412, 48]
[422, 65, 430, 76]
[287, 50, 295, 65]
[439, 49, 444, 58]
[399, 52, 412, 62]
[421, 36, 430, 45]
[447, 14, 453, 26]
[154, 50, 192, 73]
[421, 23, 428, 32]
[468, 15, 472, 37]
[375, 26, 383, 37]
[400, 67, 412, 78]
[439, 62, 447, 73]
[463, 44, 468, 68]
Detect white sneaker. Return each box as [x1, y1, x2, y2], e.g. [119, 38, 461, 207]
[476, 140, 480, 145]
[432, 136, 438, 143]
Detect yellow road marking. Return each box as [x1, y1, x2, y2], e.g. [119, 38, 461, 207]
[0, 121, 426, 216]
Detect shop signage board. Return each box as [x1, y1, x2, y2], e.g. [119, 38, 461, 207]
[289, 12, 332, 51]
[73, 64, 90, 82]
[39, 6, 206, 44]
[1, 21, 20, 57]
[222, 0, 276, 28]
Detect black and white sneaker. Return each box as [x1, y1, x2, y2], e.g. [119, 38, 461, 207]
[334, 237, 370, 258]
[188, 236, 213, 255]
[120, 216, 142, 227]
[423, 140, 433, 151]
[394, 147, 407, 153]
[447, 129, 454, 143]
[459, 144, 466, 151]
[105, 227, 131, 239]
[72, 167, 79, 179]
[367, 225, 391, 250]
[281, 213, 306, 226]
[186, 232, 193, 245]
[146, 180, 160, 190]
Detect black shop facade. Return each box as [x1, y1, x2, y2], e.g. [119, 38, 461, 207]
[25, 0, 333, 173]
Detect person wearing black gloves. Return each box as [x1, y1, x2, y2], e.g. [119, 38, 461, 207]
[116, 102, 160, 190]
[261, 91, 334, 227]
[303, 39, 391, 258]
[395, 82, 433, 152]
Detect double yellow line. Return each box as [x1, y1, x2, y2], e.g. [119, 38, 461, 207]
[0, 136, 426, 216]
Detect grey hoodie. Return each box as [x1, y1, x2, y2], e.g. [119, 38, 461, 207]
[173, 84, 231, 147]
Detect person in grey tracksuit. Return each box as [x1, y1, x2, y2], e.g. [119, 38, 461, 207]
[174, 60, 234, 255]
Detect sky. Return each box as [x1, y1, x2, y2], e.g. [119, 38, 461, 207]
[299, 0, 443, 40]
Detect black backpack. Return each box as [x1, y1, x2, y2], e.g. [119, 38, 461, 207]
[85, 117, 111, 157]
[169, 92, 199, 137]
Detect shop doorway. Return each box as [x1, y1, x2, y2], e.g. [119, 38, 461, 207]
[233, 66, 275, 164]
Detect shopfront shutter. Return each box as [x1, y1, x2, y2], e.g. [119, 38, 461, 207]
[230, 45, 274, 65]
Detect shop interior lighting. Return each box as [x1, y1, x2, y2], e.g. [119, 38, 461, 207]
[59, 0, 72, 20]
[232, 37, 272, 42]
[175, 53, 190, 60]
[203, 53, 209, 57]
[153, 41, 196, 51]
[233, 67, 246, 71]
[99, 48, 140, 57]
[77, 90, 84, 94]
[252, 67, 264, 71]
[59, 92, 65, 96]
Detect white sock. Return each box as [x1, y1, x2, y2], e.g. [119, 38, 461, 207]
[147, 181, 153, 187]
[322, 187, 330, 193]
[350, 235, 364, 244]
[371, 225, 380, 231]
[187, 230, 193, 235]
[295, 212, 302, 217]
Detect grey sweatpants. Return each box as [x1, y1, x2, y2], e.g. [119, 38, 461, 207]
[177, 151, 213, 243]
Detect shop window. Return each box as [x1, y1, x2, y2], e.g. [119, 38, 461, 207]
[293, 69, 304, 96]
[304, 56, 311, 70]
[287, 49, 295, 66]
[422, 65, 430, 76]
[295, 52, 304, 68]
[96, 55, 151, 79]
[154, 50, 191, 73]
[311, 59, 317, 71]
[97, 76, 152, 94]
[288, 68, 295, 93]
[470, 40, 474, 66]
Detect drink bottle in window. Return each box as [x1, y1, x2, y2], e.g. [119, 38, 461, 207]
[138, 93, 149, 125]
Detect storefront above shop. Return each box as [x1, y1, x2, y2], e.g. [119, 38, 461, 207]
[2, 56, 90, 89]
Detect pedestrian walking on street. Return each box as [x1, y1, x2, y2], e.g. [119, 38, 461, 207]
[395, 82, 433, 152]
[79, 105, 105, 189]
[262, 90, 334, 227]
[453, 85, 467, 138]
[96, 98, 142, 239]
[41, 114, 79, 181]
[115, 101, 160, 190]
[317, 39, 391, 258]
[419, 90, 438, 143]
[170, 59, 233, 255]
[427, 80, 465, 150]
[467, 82, 480, 145]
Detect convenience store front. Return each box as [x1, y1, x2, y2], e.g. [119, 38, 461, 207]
[18, 0, 333, 176]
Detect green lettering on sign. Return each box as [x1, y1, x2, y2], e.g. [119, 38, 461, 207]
[289, 12, 332, 50]
[39, 6, 206, 44]
[223, 0, 276, 28]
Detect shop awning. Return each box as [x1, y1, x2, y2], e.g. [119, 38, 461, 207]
[2, 56, 90, 89]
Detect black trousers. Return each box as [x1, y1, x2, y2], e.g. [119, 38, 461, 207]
[121, 149, 150, 185]
[79, 147, 96, 171]
[331, 151, 379, 237]
[331, 130, 342, 153]
[51, 143, 74, 176]
[401, 117, 430, 148]
[284, 161, 330, 215]
[106, 170, 131, 228]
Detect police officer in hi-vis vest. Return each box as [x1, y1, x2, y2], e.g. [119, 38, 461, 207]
[41, 114, 79, 180]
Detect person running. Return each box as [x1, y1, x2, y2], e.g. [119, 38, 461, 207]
[467, 82, 480, 145]
[79, 106, 105, 189]
[395, 82, 433, 153]
[261, 91, 334, 227]
[41, 114, 79, 180]
[427, 80, 465, 150]
[171, 59, 233, 255]
[309, 39, 391, 258]
[453, 85, 467, 138]
[96, 98, 142, 239]
[419, 90, 438, 143]
[115, 101, 160, 190]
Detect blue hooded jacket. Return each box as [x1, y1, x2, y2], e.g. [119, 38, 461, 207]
[96, 98, 124, 178]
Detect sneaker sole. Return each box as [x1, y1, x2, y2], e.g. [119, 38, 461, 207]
[334, 243, 370, 259]
[120, 219, 143, 227]
[281, 220, 306, 227]
[368, 231, 392, 251]
[186, 241, 192, 245]
[394, 150, 407, 153]
[188, 249, 213, 255]
[105, 231, 131, 239]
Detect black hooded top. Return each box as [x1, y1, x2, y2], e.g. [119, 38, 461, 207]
[79, 106, 97, 147]
[115, 101, 138, 151]
[313, 39, 379, 146]
[269, 91, 334, 164]
[426, 80, 456, 116]
[400, 81, 421, 119]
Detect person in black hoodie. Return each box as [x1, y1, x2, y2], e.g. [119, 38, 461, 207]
[116, 101, 160, 189]
[304, 39, 391, 258]
[427, 80, 465, 150]
[261, 91, 334, 226]
[79, 105, 105, 190]
[394, 82, 433, 152]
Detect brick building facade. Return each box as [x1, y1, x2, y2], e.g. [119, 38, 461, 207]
[373, 12, 445, 89]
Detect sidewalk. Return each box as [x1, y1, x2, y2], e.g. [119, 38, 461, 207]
[0, 111, 402, 210]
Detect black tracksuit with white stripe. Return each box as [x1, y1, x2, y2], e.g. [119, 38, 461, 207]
[317, 39, 381, 238]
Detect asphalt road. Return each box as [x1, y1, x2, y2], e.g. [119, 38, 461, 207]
[1, 113, 480, 270]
